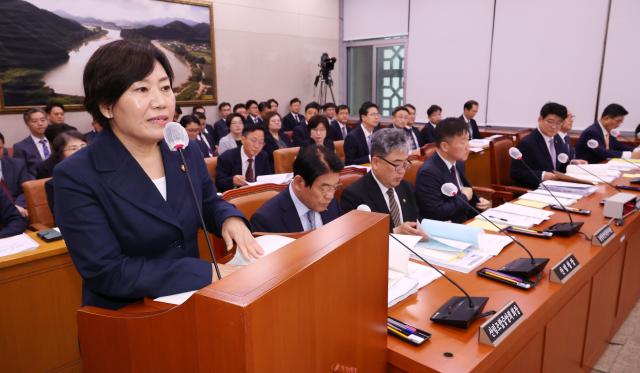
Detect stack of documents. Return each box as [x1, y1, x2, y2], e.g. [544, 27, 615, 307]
[0, 233, 39, 258]
[541, 180, 598, 196]
[227, 234, 296, 266]
[518, 192, 576, 207]
[475, 202, 552, 228]
[565, 164, 618, 184]
[608, 158, 640, 171]
[469, 139, 490, 153]
[247, 173, 293, 186]
[530, 189, 584, 201]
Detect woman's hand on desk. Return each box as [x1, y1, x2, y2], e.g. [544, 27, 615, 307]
[221, 217, 264, 260]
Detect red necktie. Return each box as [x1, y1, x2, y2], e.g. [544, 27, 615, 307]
[245, 158, 255, 182]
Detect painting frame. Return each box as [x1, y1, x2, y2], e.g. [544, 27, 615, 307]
[0, 0, 218, 114]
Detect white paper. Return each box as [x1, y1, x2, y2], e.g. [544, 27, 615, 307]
[389, 234, 421, 273]
[469, 139, 491, 148]
[0, 233, 39, 258]
[227, 235, 296, 266]
[429, 236, 471, 251]
[477, 233, 513, 256]
[154, 290, 196, 305]
[410, 246, 492, 274]
[519, 192, 576, 207]
[255, 173, 293, 184]
[469, 147, 485, 153]
[477, 210, 544, 228]
[388, 276, 418, 307]
[529, 189, 584, 201]
[567, 164, 619, 177]
[406, 261, 442, 288]
[491, 202, 554, 219]
[542, 180, 596, 189]
[564, 173, 616, 184]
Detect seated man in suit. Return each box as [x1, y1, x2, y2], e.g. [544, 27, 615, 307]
[390, 106, 420, 156]
[251, 145, 342, 232]
[323, 102, 338, 137]
[420, 104, 442, 144]
[292, 101, 321, 146]
[245, 99, 265, 127]
[282, 98, 304, 131]
[193, 112, 216, 156]
[45, 102, 66, 125]
[0, 187, 28, 238]
[511, 102, 588, 189]
[215, 124, 273, 192]
[576, 103, 639, 163]
[267, 98, 279, 113]
[341, 128, 427, 238]
[557, 108, 576, 160]
[233, 102, 248, 120]
[13, 107, 50, 176]
[404, 104, 423, 150]
[330, 104, 352, 141]
[212, 102, 231, 145]
[0, 132, 33, 217]
[258, 101, 271, 119]
[460, 100, 482, 139]
[416, 117, 490, 223]
[344, 102, 381, 165]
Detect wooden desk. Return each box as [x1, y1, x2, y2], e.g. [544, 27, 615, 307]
[387, 178, 640, 372]
[0, 233, 82, 373]
[466, 149, 492, 188]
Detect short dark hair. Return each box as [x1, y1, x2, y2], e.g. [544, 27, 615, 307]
[305, 101, 321, 113]
[404, 103, 416, 112]
[258, 101, 269, 112]
[267, 98, 279, 107]
[263, 111, 281, 127]
[233, 103, 246, 112]
[392, 106, 409, 116]
[293, 144, 344, 186]
[434, 117, 469, 146]
[307, 114, 329, 133]
[463, 100, 479, 111]
[226, 113, 245, 128]
[45, 101, 64, 114]
[45, 123, 76, 143]
[193, 112, 206, 121]
[289, 97, 301, 106]
[359, 101, 379, 121]
[540, 102, 568, 120]
[51, 130, 87, 166]
[175, 104, 182, 115]
[427, 104, 442, 117]
[601, 103, 628, 119]
[218, 102, 230, 110]
[242, 122, 266, 137]
[179, 114, 199, 127]
[23, 107, 46, 124]
[245, 99, 258, 109]
[83, 40, 174, 130]
[323, 102, 337, 111]
[192, 105, 205, 113]
[337, 105, 350, 113]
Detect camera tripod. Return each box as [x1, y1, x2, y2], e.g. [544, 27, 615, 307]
[313, 73, 336, 106]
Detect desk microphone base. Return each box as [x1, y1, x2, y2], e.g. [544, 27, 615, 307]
[544, 222, 584, 237]
[499, 258, 549, 279]
[430, 296, 489, 329]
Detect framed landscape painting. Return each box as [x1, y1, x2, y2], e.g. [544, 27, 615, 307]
[0, 0, 217, 113]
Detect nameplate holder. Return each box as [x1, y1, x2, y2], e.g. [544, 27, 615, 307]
[478, 301, 524, 347]
[592, 224, 615, 247]
[549, 254, 580, 284]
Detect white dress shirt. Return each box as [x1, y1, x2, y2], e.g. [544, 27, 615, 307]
[289, 184, 322, 231]
[371, 170, 404, 223]
[30, 135, 49, 160]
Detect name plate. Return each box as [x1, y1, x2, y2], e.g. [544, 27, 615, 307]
[592, 224, 615, 247]
[549, 254, 580, 284]
[478, 301, 524, 346]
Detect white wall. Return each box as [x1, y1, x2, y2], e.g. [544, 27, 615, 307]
[0, 0, 340, 146]
[343, 0, 409, 41]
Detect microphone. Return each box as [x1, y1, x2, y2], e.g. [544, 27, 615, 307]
[588, 138, 640, 170]
[509, 147, 583, 236]
[558, 152, 618, 190]
[441, 184, 549, 278]
[164, 122, 222, 280]
[356, 205, 491, 329]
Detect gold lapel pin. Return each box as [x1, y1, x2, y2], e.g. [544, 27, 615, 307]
[180, 164, 186, 173]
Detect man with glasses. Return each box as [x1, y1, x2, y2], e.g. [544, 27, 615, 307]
[251, 145, 343, 233]
[215, 124, 272, 192]
[416, 117, 490, 223]
[511, 102, 573, 189]
[341, 129, 427, 238]
[344, 101, 381, 165]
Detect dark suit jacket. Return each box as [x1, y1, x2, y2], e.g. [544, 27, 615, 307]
[415, 154, 479, 223]
[195, 137, 214, 158]
[1, 157, 32, 207]
[34, 157, 56, 179]
[251, 187, 341, 233]
[330, 121, 351, 141]
[85, 130, 98, 144]
[344, 126, 372, 165]
[212, 119, 229, 145]
[405, 127, 424, 148]
[245, 115, 265, 129]
[215, 147, 273, 192]
[282, 112, 303, 131]
[45, 178, 54, 220]
[13, 136, 46, 176]
[420, 123, 437, 144]
[510, 129, 569, 189]
[460, 115, 481, 139]
[264, 131, 293, 167]
[0, 187, 27, 238]
[292, 123, 310, 147]
[54, 130, 245, 309]
[559, 133, 576, 161]
[301, 138, 335, 151]
[340, 172, 419, 232]
[575, 122, 633, 164]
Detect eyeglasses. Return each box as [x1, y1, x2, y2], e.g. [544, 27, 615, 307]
[367, 112, 381, 117]
[543, 118, 563, 127]
[186, 128, 200, 133]
[245, 137, 265, 145]
[376, 156, 412, 173]
[64, 144, 87, 152]
[318, 182, 342, 194]
[310, 127, 327, 133]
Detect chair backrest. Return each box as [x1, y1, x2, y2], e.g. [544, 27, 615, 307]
[335, 172, 365, 201]
[403, 159, 424, 187]
[514, 129, 532, 146]
[225, 190, 281, 221]
[23, 178, 54, 227]
[204, 157, 217, 181]
[334, 140, 345, 163]
[490, 136, 515, 185]
[273, 147, 300, 174]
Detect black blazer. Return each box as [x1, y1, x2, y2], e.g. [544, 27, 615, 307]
[420, 123, 437, 144]
[559, 133, 576, 161]
[85, 130, 98, 144]
[510, 129, 568, 189]
[13, 136, 46, 176]
[460, 115, 481, 139]
[344, 126, 372, 165]
[415, 154, 479, 223]
[1, 156, 33, 207]
[264, 130, 293, 167]
[53, 130, 245, 309]
[282, 112, 303, 131]
[575, 122, 633, 164]
[245, 115, 265, 128]
[405, 127, 424, 148]
[301, 138, 335, 151]
[0, 187, 27, 238]
[340, 171, 419, 232]
[195, 137, 214, 158]
[215, 147, 272, 192]
[292, 123, 309, 147]
[212, 119, 229, 145]
[250, 187, 341, 233]
[330, 121, 351, 141]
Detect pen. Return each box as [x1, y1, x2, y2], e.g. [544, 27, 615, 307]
[484, 268, 524, 282]
[487, 215, 508, 222]
[388, 318, 416, 334]
[387, 325, 425, 344]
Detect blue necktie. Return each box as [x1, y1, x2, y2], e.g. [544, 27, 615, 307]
[39, 139, 50, 159]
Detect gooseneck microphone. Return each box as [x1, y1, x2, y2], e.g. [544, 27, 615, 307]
[509, 147, 583, 236]
[557, 152, 618, 190]
[164, 122, 222, 280]
[356, 205, 492, 329]
[588, 138, 640, 171]
[441, 183, 549, 278]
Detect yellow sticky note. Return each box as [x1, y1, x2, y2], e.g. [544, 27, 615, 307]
[513, 199, 548, 209]
[466, 219, 507, 232]
[623, 173, 640, 178]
